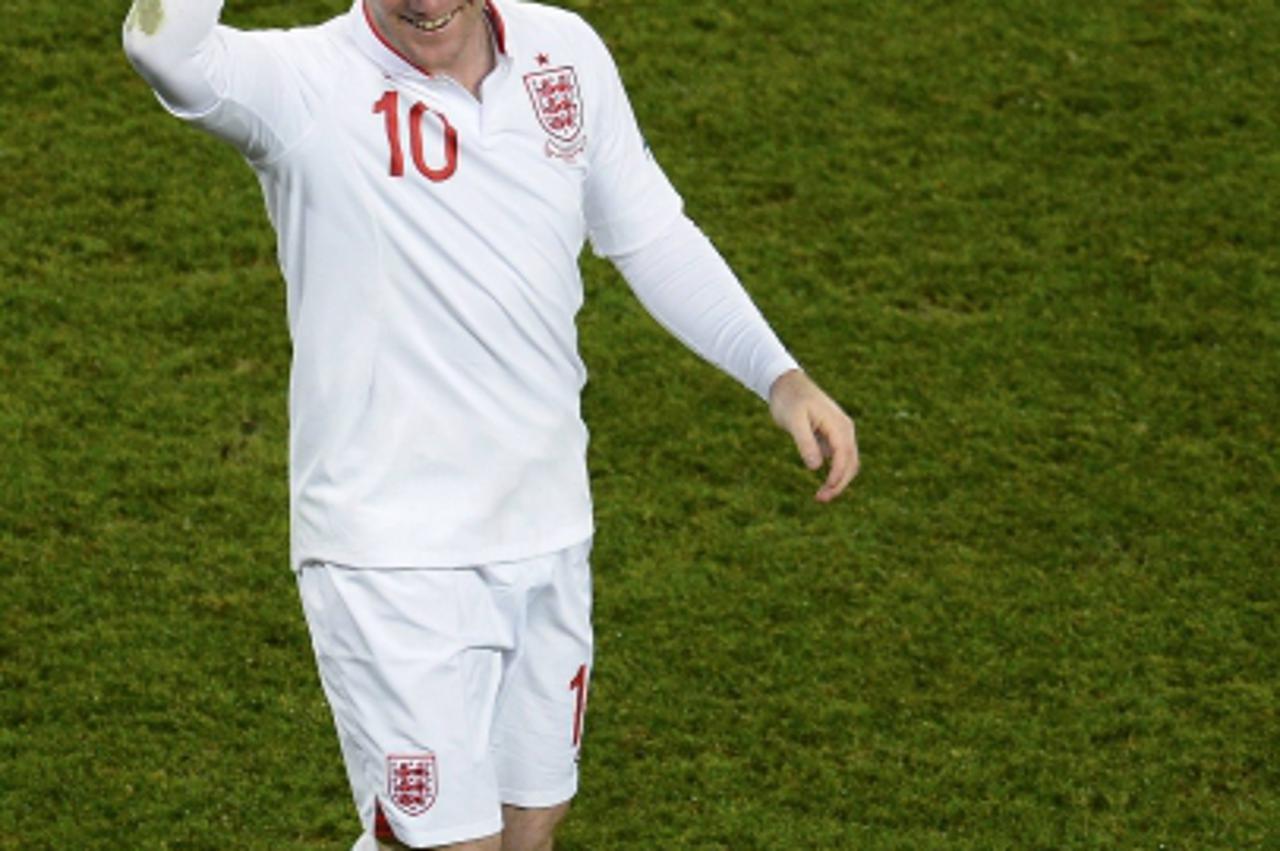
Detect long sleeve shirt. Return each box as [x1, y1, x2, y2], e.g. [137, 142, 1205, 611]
[124, 0, 798, 569]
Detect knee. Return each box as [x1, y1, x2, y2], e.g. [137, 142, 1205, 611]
[500, 801, 571, 851]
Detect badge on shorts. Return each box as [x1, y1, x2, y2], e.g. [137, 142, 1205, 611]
[524, 65, 587, 159]
[387, 753, 438, 816]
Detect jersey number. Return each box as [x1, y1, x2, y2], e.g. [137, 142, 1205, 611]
[373, 91, 458, 182]
[569, 664, 589, 747]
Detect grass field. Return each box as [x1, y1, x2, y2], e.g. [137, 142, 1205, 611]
[2, 0, 1277, 847]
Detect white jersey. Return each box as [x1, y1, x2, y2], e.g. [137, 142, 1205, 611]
[124, 0, 798, 570]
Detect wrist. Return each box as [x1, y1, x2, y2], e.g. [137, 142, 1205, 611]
[768, 367, 806, 401]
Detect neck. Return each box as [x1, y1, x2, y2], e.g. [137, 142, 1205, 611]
[455, 14, 496, 98]
[363, 0, 498, 97]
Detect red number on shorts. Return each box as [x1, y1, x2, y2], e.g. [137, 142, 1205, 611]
[372, 91, 458, 182]
[569, 664, 589, 747]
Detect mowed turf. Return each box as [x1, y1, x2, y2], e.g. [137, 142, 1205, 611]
[1, 0, 1276, 847]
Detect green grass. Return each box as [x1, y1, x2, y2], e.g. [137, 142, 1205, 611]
[2, 0, 1277, 847]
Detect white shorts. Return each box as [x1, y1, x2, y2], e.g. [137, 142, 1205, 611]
[297, 538, 594, 848]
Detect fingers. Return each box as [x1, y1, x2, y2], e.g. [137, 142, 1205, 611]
[814, 415, 858, 502]
[772, 371, 859, 501]
[788, 407, 858, 501]
[787, 409, 824, 470]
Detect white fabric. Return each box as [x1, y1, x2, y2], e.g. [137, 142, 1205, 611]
[298, 539, 594, 848]
[124, 0, 796, 569]
[122, 0, 322, 161]
[615, 215, 799, 401]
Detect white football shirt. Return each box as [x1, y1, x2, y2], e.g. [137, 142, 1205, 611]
[125, 0, 797, 569]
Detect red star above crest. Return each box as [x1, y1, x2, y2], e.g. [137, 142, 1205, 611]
[536, 52, 550, 66]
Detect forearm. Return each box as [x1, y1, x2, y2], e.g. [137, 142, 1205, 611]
[122, 0, 225, 115]
[611, 215, 799, 401]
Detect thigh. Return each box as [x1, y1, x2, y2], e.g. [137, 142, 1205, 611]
[298, 565, 509, 849]
[488, 538, 595, 807]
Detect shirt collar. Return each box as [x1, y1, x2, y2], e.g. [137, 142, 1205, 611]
[348, 0, 512, 79]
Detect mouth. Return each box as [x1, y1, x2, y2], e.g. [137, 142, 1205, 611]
[398, 0, 470, 34]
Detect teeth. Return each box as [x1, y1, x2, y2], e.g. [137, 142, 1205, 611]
[400, 4, 462, 33]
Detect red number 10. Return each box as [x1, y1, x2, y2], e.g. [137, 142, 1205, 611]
[373, 91, 458, 182]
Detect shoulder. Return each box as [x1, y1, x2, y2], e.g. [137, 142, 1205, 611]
[218, 12, 359, 102]
[505, 0, 592, 33]
[501, 0, 613, 63]
[228, 11, 351, 66]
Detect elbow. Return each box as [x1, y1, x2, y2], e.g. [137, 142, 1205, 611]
[122, 22, 161, 82]
[121, 0, 182, 85]
[121, 16, 214, 116]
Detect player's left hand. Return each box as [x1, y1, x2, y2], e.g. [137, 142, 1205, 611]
[768, 369, 859, 502]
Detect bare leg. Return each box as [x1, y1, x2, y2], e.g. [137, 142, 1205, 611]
[376, 833, 502, 851]
[370, 802, 568, 850]
[499, 802, 571, 851]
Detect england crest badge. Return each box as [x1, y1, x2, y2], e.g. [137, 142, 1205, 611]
[524, 66, 587, 159]
[387, 753, 437, 816]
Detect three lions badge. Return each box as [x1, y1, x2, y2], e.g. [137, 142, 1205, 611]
[524, 65, 586, 159]
[387, 753, 437, 816]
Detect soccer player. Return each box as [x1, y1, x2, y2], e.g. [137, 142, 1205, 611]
[123, 0, 858, 848]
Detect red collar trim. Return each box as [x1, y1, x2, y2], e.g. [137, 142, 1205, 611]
[486, 0, 507, 55]
[361, 0, 508, 78]
[361, 0, 432, 76]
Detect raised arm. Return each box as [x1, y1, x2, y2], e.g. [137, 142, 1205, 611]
[122, 0, 319, 162]
[123, 0, 227, 117]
